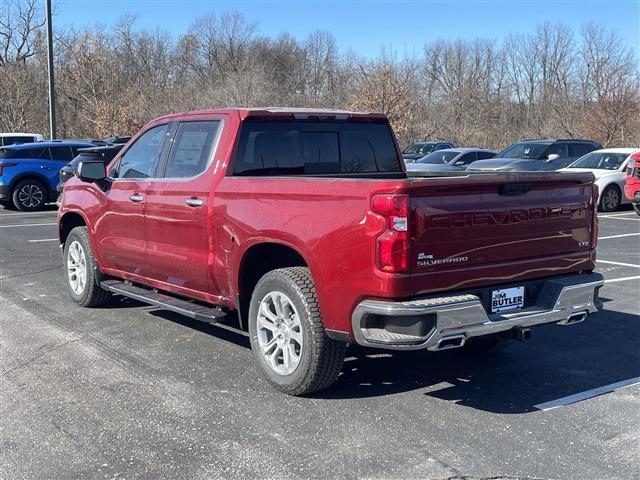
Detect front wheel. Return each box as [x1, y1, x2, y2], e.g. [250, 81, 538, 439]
[63, 226, 111, 307]
[248, 267, 346, 396]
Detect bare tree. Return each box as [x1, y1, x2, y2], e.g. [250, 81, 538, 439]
[0, 0, 45, 66]
[0, 2, 638, 148]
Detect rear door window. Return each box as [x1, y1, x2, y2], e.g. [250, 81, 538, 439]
[455, 152, 478, 165]
[477, 151, 496, 160]
[39, 148, 52, 160]
[232, 121, 402, 176]
[49, 147, 74, 162]
[163, 121, 221, 178]
[569, 143, 592, 158]
[545, 143, 569, 158]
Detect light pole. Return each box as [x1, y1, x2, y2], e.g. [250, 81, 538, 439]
[45, 0, 56, 139]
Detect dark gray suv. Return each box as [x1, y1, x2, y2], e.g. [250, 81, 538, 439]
[467, 139, 602, 172]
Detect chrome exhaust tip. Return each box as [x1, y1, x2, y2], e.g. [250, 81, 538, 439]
[436, 334, 466, 350]
[559, 311, 588, 325]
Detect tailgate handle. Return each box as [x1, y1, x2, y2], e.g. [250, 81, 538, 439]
[499, 183, 532, 196]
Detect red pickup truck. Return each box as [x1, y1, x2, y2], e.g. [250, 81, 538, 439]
[58, 108, 604, 395]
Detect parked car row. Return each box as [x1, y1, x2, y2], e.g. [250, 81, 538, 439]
[403, 138, 639, 212]
[0, 134, 130, 211]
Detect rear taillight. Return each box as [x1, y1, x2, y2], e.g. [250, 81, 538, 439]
[371, 194, 409, 273]
[0, 162, 17, 175]
[592, 184, 599, 249]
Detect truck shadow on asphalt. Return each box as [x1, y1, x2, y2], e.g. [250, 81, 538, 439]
[321, 309, 639, 412]
[137, 300, 637, 414]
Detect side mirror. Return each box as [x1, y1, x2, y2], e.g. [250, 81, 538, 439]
[77, 161, 106, 182]
[454, 160, 465, 165]
[546, 153, 560, 162]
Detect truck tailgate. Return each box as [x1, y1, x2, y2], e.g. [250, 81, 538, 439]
[407, 172, 596, 296]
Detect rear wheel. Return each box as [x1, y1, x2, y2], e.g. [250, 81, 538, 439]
[599, 185, 621, 212]
[248, 267, 346, 395]
[12, 179, 47, 211]
[64, 226, 111, 307]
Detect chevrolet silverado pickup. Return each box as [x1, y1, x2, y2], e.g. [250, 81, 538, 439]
[57, 108, 604, 395]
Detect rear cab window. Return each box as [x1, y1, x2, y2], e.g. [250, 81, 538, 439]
[231, 121, 403, 176]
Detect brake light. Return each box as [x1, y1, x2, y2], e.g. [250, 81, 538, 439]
[371, 194, 409, 273]
[0, 162, 17, 175]
[591, 184, 599, 249]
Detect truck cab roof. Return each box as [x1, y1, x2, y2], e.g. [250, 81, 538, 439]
[152, 107, 388, 124]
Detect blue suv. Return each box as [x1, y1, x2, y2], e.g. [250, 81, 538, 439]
[0, 140, 96, 211]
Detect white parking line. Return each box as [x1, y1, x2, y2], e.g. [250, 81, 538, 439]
[0, 211, 58, 217]
[598, 216, 640, 222]
[599, 233, 640, 240]
[28, 238, 58, 243]
[598, 260, 640, 268]
[535, 377, 640, 411]
[0, 223, 57, 228]
[599, 212, 638, 218]
[605, 275, 640, 283]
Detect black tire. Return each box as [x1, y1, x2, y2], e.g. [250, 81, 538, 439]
[248, 267, 346, 396]
[63, 226, 111, 307]
[463, 334, 511, 354]
[599, 185, 622, 212]
[12, 178, 47, 211]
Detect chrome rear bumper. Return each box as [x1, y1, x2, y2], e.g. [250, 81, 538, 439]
[351, 273, 604, 351]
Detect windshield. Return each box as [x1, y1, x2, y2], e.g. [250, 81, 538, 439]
[403, 143, 435, 155]
[497, 142, 549, 159]
[416, 150, 459, 164]
[569, 152, 628, 170]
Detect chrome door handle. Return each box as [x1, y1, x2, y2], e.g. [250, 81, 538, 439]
[185, 198, 204, 207]
[129, 194, 144, 203]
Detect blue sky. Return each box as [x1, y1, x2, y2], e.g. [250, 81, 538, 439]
[54, 0, 639, 57]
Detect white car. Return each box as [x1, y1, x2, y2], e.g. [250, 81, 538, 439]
[0, 132, 45, 146]
[561, 148, 640, 212]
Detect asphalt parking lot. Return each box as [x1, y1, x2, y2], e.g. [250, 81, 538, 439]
[1, 205, 638, 480]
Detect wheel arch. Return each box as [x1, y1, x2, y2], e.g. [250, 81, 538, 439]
[236, 241, 309, 329]
[9, 173, 53, 200]
[58, 211, 90, 246]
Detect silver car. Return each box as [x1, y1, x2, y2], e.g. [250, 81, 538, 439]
[406, 148, 496, 174]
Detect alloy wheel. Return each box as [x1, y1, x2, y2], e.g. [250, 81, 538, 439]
[603, 188, 620, 211]
[67, 240, 87, 295]
[17, 184, 44, 209]
[256, 291, 303, 376]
